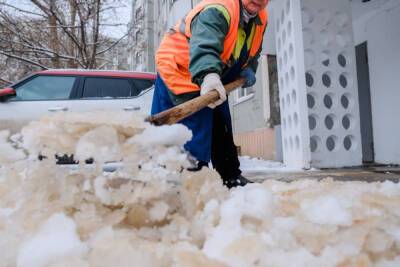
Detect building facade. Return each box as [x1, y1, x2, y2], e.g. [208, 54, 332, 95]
[127, 0, 156, 72]
[128, 0, 201, 72]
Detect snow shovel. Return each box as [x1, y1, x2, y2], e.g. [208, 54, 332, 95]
[146, 78, 246, 126]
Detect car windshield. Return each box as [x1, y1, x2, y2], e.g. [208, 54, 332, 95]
[13, 75, 76, 101]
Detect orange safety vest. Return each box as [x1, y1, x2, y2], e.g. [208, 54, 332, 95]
[156, 0, 268, 95]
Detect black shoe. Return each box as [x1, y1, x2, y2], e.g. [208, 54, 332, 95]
[187, 160, 209, 172]
[223, 174, 253, 189]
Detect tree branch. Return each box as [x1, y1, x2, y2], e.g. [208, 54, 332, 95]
[0, 76, 12, 85]
[0, 51, 49, 69]
[0, 2, 46, 18]
[96, 29, 131, 56]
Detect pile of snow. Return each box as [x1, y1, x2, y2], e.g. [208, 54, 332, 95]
[17, 213, 88, 267]
[0, 130, 25, 164]
[0, 111, 399, 267]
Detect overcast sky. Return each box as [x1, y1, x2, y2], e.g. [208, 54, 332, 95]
[102, 0, 132, 39]
[1, 0, 133, 39]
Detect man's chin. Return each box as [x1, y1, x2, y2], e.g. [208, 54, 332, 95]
[248, 4, 262, 14]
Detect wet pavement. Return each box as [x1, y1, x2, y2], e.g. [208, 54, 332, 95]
[244, 165, 400, 183]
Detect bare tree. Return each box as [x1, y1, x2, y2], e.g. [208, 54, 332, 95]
[0, 0, 131, 82]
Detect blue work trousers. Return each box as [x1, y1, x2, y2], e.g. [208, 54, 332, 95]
[151, 74, 241, 180]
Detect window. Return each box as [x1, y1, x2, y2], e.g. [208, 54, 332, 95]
[236, 86, 254, 103]
[82, 77, 132, 98]
[131, 79, 154, 96]
[13, 75, 76, 101]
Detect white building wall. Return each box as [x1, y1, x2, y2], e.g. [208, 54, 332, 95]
[304, 0, 362, 168]
[273, 0, 311, 168]
[352, 0, 400, 164]
[274, 0, 363, 168]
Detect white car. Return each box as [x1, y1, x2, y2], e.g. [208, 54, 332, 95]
[0, 69, 156, 133]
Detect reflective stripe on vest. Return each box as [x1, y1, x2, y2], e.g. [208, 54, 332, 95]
[177, 4, 230, 36]
[173, 0, 240, 64]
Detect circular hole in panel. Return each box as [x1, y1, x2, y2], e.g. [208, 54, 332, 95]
[344, 135, 356, 151]
[291, 89, 297, 104]
[341, 93, 354, 109]
[310, 135, 321, 152]
[285, 72, 289, 85]
[281, 10, 285, 25]
[278, 38, 282, 52]
[284, 51, 288, 66]
[305, 49, 316, 66]
[280, 77, 284, 89]
[307, 93, 316, 109]
[289, 44, 294, 59]
[342, 116, 350, 130]
[339, 73, 351, 88]
[289, 137, 294, 151]
[321, 30, 333, 47]
[336, 32, 348, 48]
[303, 29, 313, 46]
[336, 12, 349, 28]
[339, 74, 347, 88]
[321, 50, 330, 67]
[293, 112, 299, 127]
[308, 114, 317, 130]
[282, 29, 287, 45]
[288, 115, 293, 129]
[302, 8, 314, 25]
[341, 94, 349, 109]
[342, 114, 353, 130]
[287, 21, 292, 36]
[295, 135, 300, 150]
[306, 71, 315, 87]
[324, 93, 334, 109]
[322, 72, 332, 88]
[338, 53, 347, 67]
[326, 135, 338, 152]
[324, 114, 336, 130]
[286, 93, 291, 106]
[290, 67, 295, 81]
[286, 0, 291, 15]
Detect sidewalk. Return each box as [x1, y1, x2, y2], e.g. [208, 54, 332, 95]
[239, 156, 400, 183]
[244, 165, 400, 183]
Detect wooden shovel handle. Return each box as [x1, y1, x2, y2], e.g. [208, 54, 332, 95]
[146, 78, 246, 126]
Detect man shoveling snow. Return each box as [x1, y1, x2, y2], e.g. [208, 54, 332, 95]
[152, 0, 269, 188]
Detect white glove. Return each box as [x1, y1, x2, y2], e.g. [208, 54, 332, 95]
[200, 73, 227, 109]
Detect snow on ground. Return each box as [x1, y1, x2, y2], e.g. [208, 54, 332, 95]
[0, 111, 399, 267]
[239, 156, 302, 173]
